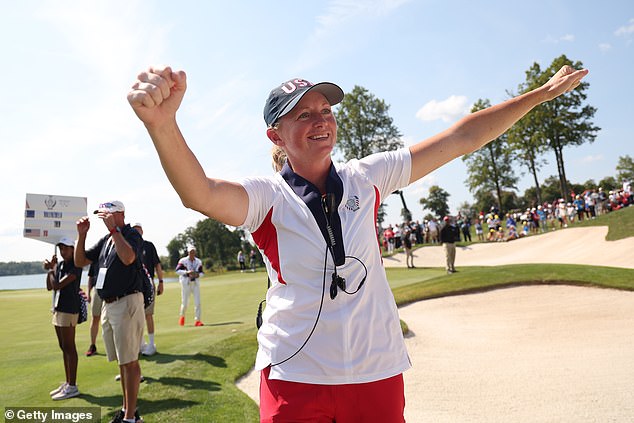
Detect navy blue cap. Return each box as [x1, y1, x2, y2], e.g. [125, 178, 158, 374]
[263, 78, 344, 127]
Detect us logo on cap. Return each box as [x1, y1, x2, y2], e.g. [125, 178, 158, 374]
[263, 78, 344, 127]
[280, 79, 313, 94]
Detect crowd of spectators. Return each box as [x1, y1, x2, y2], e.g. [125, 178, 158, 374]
[379, 181, 632, 252]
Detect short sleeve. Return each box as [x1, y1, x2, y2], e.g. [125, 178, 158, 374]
[239, 176, 278, 232]
[346, 148, 411, 200]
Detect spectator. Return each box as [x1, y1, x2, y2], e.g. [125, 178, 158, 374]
[402, 229, 415, 269]
[133, 223, 164, 357]
[85, 260, 101, 357]
[440, 216, 460, 274]
[249, 249, 257, 272]
[45, 237, 82, 400]
[237, 250, 246, 272]
[427, 218, 440, 244]
[474, 218, 484, 242]
[383, 225, 395, 253]
[176, 247, 204, 327]
[74, 200, 145, 423]
[573, 195, 585, 222]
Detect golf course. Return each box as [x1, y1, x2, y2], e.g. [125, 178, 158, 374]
[2, 206, 633, 422]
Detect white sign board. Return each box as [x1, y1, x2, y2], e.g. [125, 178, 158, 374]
[24, 193, 87, 245]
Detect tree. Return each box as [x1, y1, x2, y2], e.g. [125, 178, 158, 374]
[377, 203, 387, 227]
[598, 176, 619, 192]
[419, 185, 450, 218]
[507, 80, 550, 205]
[166, 233, 189, 268]
[190, 219, 243, 268]
[0, 261, 44, 276]
[334, 85, 403, 160]
[166, 218, 243, 270]
[395, 190, 412, 222]
[462, 99, 518, 214]
[457, 201, 478, 220]
[616, 155, 634, 183]
[334, 85, 408, 217]
[523, 175, 572, 204]
[520, 55, 599, 200]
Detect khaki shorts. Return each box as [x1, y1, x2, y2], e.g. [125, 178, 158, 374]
[91, 286, 103, 317]
[52, 311, 79, 327]
[101, 292, 144, 365]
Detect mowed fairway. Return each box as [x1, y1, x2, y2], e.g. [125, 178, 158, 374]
[0, 270, 265, 422]
[2, 207, 634, 422]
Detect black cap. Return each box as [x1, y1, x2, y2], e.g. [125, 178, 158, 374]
[263, 78, 344, 127]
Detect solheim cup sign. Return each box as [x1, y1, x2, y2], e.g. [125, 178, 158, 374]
[24, 193, 87, 245]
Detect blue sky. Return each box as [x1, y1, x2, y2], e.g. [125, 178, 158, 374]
[1, 0, 632, 262]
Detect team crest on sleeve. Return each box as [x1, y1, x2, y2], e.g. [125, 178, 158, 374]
[345, 195, 360, 212]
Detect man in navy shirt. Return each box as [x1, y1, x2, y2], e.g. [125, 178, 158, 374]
[75, 200, 144, 423]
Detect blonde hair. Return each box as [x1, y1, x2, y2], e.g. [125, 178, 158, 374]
[271, 145, 287, 172]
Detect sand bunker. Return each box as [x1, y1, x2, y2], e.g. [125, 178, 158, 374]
[236, 226, 634, 422]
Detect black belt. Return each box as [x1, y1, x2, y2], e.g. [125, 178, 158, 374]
[103, 290, 140, 304]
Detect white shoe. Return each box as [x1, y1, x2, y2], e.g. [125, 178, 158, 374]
[139, 341, 147, 354]
[49, 382, 67, 396]
[141, 344, 157, 356]
[115, 374, 145, 382]
[52, 384, 79, 400]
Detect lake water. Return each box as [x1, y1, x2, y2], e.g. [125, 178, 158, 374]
[0, 273, 177, 291]
[0, 273, 54, 290]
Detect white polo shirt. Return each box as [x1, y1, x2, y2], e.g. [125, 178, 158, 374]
[241, 148, 412, 385]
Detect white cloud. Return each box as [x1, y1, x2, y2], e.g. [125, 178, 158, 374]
[415, 95, 470, 123]
[599, 43, 612, 52]
[316, 0, 410, 31]
[615, 18, 634, 36]
[579, 154, 604, 164]
[543, 33, 576, 43]
[407, 175, 437, 196]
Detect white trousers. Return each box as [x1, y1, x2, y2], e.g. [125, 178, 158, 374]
[180, 279, 201, 321]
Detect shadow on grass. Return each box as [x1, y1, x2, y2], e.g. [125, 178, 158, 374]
[78, 393, 123, 409]
[147, 375, 221, 391]
[81, 384, 212, 419]
[141, 353, 227, 366]
[205, 320, 243, 327]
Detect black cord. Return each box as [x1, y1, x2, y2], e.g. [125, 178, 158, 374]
[267, 248, 368, 366]
[269, 246, 329, 367]
[339, 255, 367, 296]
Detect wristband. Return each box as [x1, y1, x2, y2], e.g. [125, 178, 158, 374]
[159, 280, 164, 283]
[109, 226, 121, 235]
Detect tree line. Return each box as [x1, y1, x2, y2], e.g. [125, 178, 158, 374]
[417, 54, 633, 220]
[165, 218, 258, 271]
[0, 261, 45, 276]
[126, 54, 632, 271]
[458, 54, 602, 216]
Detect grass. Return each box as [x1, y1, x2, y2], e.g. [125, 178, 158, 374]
[573, 203, 634, 240]
[1, 206, 633, 422]
[392, 264, 634, 307]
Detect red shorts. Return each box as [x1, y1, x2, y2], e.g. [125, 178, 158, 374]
[259, 367, 405, 422]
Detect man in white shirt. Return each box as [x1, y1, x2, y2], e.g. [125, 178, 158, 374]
[175, 247, 204, 327]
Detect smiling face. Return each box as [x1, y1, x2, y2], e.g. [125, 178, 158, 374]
[58, 244, 74, 261]
[267, 91, 337, 167]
